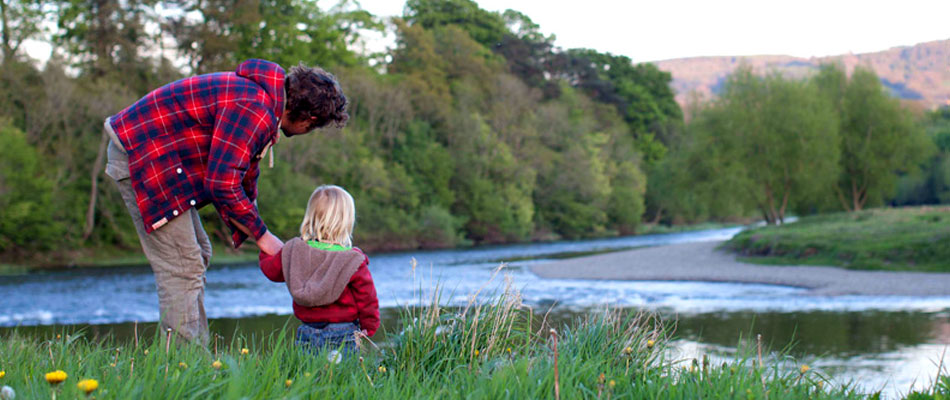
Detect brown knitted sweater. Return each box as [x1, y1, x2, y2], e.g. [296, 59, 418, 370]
[279, 237, 365, 307]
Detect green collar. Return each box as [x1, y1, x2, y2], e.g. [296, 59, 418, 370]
[306, 240, 351, 252]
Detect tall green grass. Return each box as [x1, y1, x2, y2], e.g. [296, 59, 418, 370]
[1, 272, 935, 399]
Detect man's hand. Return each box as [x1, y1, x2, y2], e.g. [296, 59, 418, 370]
[256, 230, 283, 255]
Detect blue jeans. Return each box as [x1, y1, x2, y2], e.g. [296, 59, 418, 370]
[295, 321, 360, 358]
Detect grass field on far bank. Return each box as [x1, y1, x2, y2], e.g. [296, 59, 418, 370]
[1, 282, 917, 400]
[727, 206, 950, 272]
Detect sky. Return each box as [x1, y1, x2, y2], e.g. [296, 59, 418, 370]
[23, 0, 950, 65]
[355, 0, 950, 62]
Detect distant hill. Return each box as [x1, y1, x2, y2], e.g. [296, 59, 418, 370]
[652, 39, 950, 110]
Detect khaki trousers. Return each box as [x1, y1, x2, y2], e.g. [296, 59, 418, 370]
[105, 121, 212, 345]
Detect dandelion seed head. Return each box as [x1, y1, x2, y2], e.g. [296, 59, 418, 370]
[0, 385, 14, 400]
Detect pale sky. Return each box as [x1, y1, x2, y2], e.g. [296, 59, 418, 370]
[23, 0, 950, 65]
[356, 0, 950, 62]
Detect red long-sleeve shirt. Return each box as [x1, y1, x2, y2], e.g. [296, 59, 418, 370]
[259, 249, 380, 336]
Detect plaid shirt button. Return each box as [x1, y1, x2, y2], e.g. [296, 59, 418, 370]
[173, 210, 179, 216]
[190, 200, 196, 206]
[176, 168, 183, 174]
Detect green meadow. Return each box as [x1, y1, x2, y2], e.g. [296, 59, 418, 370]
[727, 206, 950, 272]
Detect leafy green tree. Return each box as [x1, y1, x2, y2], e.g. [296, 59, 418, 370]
[0, 120, 59, 254]
[166, 0, 379, 73]
[55, 0, 160, 86]
[552, 49, 682, 166]
[0, 0, 46, 64]
[687, 66, 840, 224]
[404, 0, 507, 49]
[894, 106, 950, 205]
[815, 64, 934, 211]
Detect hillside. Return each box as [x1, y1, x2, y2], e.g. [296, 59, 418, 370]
[653, 39, 950, 109]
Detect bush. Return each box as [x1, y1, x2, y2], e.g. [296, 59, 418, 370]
[0, 121, 60, 254]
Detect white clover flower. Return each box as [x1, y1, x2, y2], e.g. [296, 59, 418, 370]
[1, 385, 14, 400]
[327, 350, 342, 364]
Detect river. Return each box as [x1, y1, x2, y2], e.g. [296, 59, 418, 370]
[2, 226, 949, 398]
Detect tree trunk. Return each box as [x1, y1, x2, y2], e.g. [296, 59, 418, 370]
[82, 132, 109, 241]
[834, 185, 852, 212]
[763, 183, 779, 225]
[851, 180, 861, 212]
[0, 0, 12, 63]
[649, 206, 664, 225]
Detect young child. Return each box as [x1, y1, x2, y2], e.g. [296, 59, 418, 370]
[259, 185, 379, 354]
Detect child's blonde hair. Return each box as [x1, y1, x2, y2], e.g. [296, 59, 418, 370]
[299, 185, 355, 247]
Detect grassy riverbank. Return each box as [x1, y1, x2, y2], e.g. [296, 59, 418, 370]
[727, 206, 950, 272]
[0, 284, 901, 400]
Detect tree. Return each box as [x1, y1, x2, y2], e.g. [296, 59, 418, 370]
[0, 120, 59, 254]
[55, 0, 159, 84]
[165, 0, 379, 73]
[687, 66, 840, 224]
[551, 49, 682, 166]
[815, 64, 935, 211]
[0, 0, 45, 64]
[404, 0, 507, 49]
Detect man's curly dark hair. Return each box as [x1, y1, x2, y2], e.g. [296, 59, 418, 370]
[285, 63, 349, 130]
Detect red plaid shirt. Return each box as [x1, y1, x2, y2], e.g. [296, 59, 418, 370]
[109, 59, 285, 247]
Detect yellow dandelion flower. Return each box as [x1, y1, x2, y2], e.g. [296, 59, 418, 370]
[241, 348, 249, 355]
[212, 360, 223, 370]
[56, 334, 61, 339]
[817, 381, 824, 390]
[623, 346, 633, 355]
[77, 379, 98, 395]
[304, 372, 311, 378]
[378, 366, 387, 373]
[285, 379, 293, 388]
[598, 373, 605, 384]
[143, 349, 149, 356]
[506, 347, 512, 354]
[608, 380, 616, 389]
[178, 362, 188, 370]
[45, 370, 67, 384]
[647, 340, 655, 348]
[800, 364, 810, 374]
[0, 371, 5, 379]
[474, 349, 479, 357]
